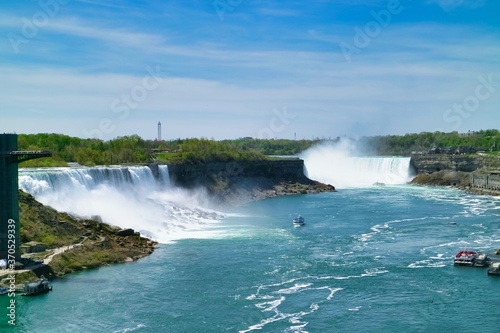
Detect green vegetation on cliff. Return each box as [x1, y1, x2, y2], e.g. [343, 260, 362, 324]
[19, 134, 311, 166]
[19, 133, 151, 166]
[155, 138, 268, 164]
[222, 138, 319, 155]
[12, 191, 156, 281]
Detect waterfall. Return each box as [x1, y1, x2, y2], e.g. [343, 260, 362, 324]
[18, 165, 226, 243]
[301, 144, 413, 188]
[158, 165, 171, 187]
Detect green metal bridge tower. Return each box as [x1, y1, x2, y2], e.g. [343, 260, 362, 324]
[0, 134, 51, 260]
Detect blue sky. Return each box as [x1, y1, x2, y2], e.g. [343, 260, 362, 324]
[1, 0, 499, 140]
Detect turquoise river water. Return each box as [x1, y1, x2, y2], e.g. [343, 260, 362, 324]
[2, 150, 500, 332]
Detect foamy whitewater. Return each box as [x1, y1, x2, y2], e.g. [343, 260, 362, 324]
[19, 165, 228, 243]
[9, 145, 500, 333]
[301, 142, 413, 188]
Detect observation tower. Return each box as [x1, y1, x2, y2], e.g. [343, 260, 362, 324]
[0, 134, 51, 259]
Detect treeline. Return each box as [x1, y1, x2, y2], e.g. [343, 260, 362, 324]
[17, 130, 499, 167]
[18, 134, 152, 167]
[156, 138, 268, 164]
[18, 134, 319, 167]
[359, 130, 500, 155]
[17, 134, 284, 166]
[222, 138, 320, 156]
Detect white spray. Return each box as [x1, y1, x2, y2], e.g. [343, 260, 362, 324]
[301, 140, 413, 188]
[18, 166, 227, 243]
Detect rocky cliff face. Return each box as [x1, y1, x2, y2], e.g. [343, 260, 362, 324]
[157, 159, 336, 205]
[410, 154, 500, 174]
[167, 159, 309, 187]
[409, 154, 500, 195]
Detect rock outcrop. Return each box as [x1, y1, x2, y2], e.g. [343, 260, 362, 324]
[162, 159, 336, 205]
[411, 171, 471, 187]
[9, 191, 157, 282]
[409, 153, 500, 174]
[409, 154, 500, 195]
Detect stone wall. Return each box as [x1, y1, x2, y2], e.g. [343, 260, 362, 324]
[471, 173, 500, 191]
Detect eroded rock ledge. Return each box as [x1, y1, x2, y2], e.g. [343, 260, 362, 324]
[410, 154, 500, 196]
[160, 159, 336, 205]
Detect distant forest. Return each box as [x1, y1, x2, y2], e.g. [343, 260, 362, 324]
[17, 129, 499, 167]
[359, 129, 499, 155]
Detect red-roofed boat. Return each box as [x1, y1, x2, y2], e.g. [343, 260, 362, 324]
[453, 250, 477, 266]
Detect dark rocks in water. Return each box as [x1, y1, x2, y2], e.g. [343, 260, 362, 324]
[116, 228, 135, 237]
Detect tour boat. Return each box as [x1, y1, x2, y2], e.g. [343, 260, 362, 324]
[453, 250, 477, 266]
[473, 253, 488, 267]
[293, 215, 305, 226]
[487, 262, 500, 276]
[22, 277, 52, 296]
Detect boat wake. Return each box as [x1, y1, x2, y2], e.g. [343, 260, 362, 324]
[240, 277, 343, 333]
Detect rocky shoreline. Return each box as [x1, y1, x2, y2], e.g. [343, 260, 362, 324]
[0, 191, 157, 286]
[410, 170, 500, 196]
[213, 178, 336, 206]
[409, 153, 500, 196]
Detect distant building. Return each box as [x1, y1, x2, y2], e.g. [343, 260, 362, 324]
[20, 241, 47, 254]
[458, 131, 479, 137]
[428, 146, 477, 155]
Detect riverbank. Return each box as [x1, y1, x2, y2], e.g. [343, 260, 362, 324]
[0, 191, 157, 286]
[410, 170, 500, 196]
[409, 153, 500, 195]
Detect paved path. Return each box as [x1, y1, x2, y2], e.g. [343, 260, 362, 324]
[0, 238, 86, 278]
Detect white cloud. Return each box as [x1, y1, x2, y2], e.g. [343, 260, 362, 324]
[2, 8, 500, 139]
[428, 0, 487, 10]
